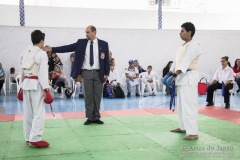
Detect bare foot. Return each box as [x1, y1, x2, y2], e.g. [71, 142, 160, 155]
[170, 128, 186, 133]
[183, 135, 198, 140]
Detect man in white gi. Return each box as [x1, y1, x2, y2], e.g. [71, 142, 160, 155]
[20, 30, 52, 147]
[141, 66, 157, 96]
[170, 22, 201, 140]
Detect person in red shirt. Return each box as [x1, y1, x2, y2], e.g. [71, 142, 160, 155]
[49, 64, 68, 92]
[232, 59, 240, 93]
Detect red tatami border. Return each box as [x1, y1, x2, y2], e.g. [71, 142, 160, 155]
[0, 107, 240, 124]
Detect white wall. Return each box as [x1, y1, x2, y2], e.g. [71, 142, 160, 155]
[0, 26, 240, 85]
[162, 12, 240, 30]
[0, 5, 158, 29]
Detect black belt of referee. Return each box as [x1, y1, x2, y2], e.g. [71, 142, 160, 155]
[82, 69, 100, 72]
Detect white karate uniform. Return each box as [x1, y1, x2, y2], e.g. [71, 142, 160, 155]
[20, 46, 49, 142]
[108, 69, 121, 86]
[142, 71, 157, 94]
[171, 39, 201, 135]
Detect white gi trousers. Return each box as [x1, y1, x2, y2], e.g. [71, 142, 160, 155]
[145, 81, 157, 94]
[176, 71, 199, 135]
[23, 84, 45, 142]
[173, 40, 201, 136]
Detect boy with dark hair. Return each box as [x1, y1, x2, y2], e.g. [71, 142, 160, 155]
[142, 65, 157, 96]
[19, 30, 53, 148]
[170, 22, 201, 140]
[9, 67, 17, 83]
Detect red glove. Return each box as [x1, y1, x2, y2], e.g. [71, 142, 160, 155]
[44, 89, 54, 104]
[17, 89, 23, 101]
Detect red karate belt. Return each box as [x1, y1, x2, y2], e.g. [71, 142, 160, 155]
[24, 76, 38, 79]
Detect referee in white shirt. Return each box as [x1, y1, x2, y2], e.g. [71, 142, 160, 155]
[206, 56, 234, 109]
[44, 26, 110, 125]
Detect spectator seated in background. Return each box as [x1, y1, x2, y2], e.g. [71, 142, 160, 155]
[103, 65, 124, 98]
[142, 66, 157, 96]
[75, 75, 84, 98]
[49, 64, 72, 98]
[232, 58, 240, 93]
[162, 61, 173, 94]
[110, 58, 116, 67]
[9, 67, 17, 83]
[108, 64, 121, 86]
[54, 55, 63, 69]
[47, 52, 63, 71]
[206, 56, 234, 109]
[125, 60, 140, 97]
[70, 52, 75, 69]
[47, 51, 55, 72]
[134, 60, 146, 73]
[0, 63, 5, 95]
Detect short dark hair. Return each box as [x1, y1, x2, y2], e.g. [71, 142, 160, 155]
[181, 22, 195, 37]
[147, 66, 152, 69]
[89, 25, 97, 32]
[10, 67, 15, 74]
[31, 30, 45, 45]
[222, 56, 229, 61]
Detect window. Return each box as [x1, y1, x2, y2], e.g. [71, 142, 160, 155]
[162, 0, 171, 7]
[148, 0, 156, 7]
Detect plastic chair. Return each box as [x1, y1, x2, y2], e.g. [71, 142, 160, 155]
[139, 72, 146, 95]
[16, 75, 21, 93]
[151, 71, 160, 91]
[232, 71, 239, 96]
[231, 81, 237, 95]
[121, 73, 128, 95]
[2, 77, 7, 95]
[50, 79, 65, 98]
[70, 77, 77, 98]
[213, 88, 233, 107]
[9, 74, 17, 94]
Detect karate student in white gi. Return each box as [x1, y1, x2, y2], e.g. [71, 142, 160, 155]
[108, 64, 121, 86]
[170, 22, 201, 140]
[142, 66, 157, 96]
[19, 30, 53, 148]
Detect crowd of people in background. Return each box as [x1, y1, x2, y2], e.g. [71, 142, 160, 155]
[0, 51, 240, 109]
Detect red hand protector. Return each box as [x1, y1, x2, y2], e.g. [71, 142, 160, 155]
[44, 89, 53, 104]
[17, 89, 23, 101]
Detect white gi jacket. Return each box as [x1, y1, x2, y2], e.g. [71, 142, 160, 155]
[142, 71, 156, 83]
[170, 40, 201, 86]
[108, 69, 121, 84]
[20, 46, 49, 90]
